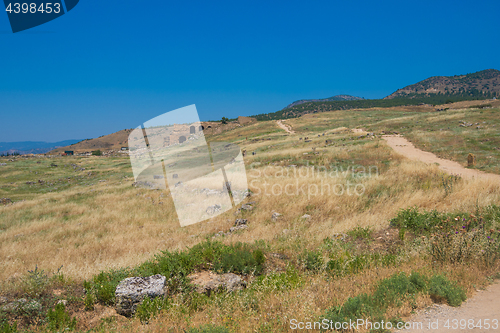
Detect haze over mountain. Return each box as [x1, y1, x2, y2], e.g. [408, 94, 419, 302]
[0, 140, 81, 155]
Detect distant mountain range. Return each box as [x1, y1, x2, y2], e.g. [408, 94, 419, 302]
[284, 95, 364, 109]
[0, 140, 81, 155]
[385, 69, 500, 99]
[252, 69, 500, 120]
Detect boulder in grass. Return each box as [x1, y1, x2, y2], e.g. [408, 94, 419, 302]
[115, 274, 166, 317]
[271, 212, 282, 222]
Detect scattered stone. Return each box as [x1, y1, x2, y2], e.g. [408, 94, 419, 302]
[206, 204, 222, 215]
[0, 296, 8, 304]
[132, 181, 157, 189]
[301, 214, 311, 219]
[153, 175, 164, 179]
[234, 219, 247, 226]
[240, 204, 253, 211]
[467, 153, 476, 167]
[269, 253, 288, 260]
[0, 163, 6, 166]
[229, 225, 248, 233]
[188, 271, 246, 296]
[115, 274, 167, 317]
[331, 233, 348, 242]
[271, 212, 282, 222]
[1, 298, 27, 312]
[1, 198, 12, 205]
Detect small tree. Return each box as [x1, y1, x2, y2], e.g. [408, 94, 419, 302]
[92, 150, 102, 156]
[221, 117, 229, 124]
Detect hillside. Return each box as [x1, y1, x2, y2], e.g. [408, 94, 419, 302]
[2, 102, 500, 332]
[48, 118, 257, 155]
[385, 69, 500, 99]
[49, 129, 134, 154]
[284, 94, 364, 109]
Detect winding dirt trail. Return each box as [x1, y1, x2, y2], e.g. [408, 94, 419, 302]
[396, 282, 500, 332]
[276, 120, 295, 134]
[382, 135, 500, 182]
[382, 134, 500, 331]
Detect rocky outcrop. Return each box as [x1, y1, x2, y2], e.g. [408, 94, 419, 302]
[188, 271, 246, 296]
[115, 274, 166, 317]
[0, 198, 12, 205]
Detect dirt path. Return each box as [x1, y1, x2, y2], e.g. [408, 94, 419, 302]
[382, 134, 500, 331]
[276, 120, 295, 134]
[382, 135, 500, 182]
[396, 282, 500, 332]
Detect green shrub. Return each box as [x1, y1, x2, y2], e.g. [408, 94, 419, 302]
[0, 321, 17, 333]
[91, 150, 102, 156]
[252, 266, 303, 292]
[390, 207, 443, 234]
[347, 226, 373, 240]
[84, 269, 130, 306]
[214, 244, 264, 275]
[429, 275, 466, 307]
[135, 296, 169, 324]
[322, 272, 439, 331]
[22, 266, 49, 298]
[187, 324, 230, 333]
[46, 303, 77, 332]
[300, 250, 324, 272]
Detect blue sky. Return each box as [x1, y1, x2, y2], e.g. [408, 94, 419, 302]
[1, 0, 499, 142]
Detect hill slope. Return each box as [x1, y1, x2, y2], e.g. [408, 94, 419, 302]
[385, 69, 500, 99]
[284, 94, 364, 109]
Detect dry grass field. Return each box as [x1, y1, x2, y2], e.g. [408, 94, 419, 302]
[1, 103, 499, 332]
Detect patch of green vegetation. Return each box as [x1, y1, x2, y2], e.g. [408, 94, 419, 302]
[0, 321, 17, 333]
[322, 272, 461, 332]
[46, 303, 77, 332]
[429, 275, 466, 307]
[347, 226, 373, 240]
[85, 240, 266, 307]
[252, 266, 303, 292]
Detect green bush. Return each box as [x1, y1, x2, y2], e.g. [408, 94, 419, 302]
[135, 296, 169, 324]
[84, 269, 130, 306]
[22, 266, 50, 298]
[0, 321, 17, 333]
[300, 250, 324, 272]
[252, 266, 303, 292]
[46, 303, 77, 332]
[390, 207, 443, 234]
[213, 243, 265, 275]
[187, 324, 230, 333]
[429, 275, 466, 307]
[347, 226, 373, 240]
[322, 272, 456, 331]
[91, 150, 102, 156]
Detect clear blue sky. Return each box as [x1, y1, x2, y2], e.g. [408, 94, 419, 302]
[1, 0, 499, 142]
